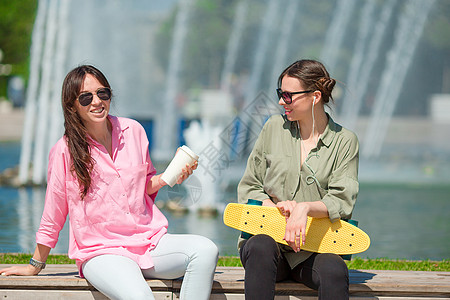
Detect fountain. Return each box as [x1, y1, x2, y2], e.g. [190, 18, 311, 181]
[362, 0, 436, 158]
[5, 0, 450, 260]
[32, 0, 58, 184]
[18, 0, 174, 184]
[227, 0, 280, 159]
[153, 0, 194, 161]
[267, 0, 301, 95]
[338, 0, 376, 129]
[19, 0, 70, 185]
[18, 0, 48, 185]
[339, 0, 395, 131]
[320, 0, 357, 73]
[220, 0, 248, 93]
[183, 120, 223, 215]
[48, 0, 70, 151]
[15, 0, 444, 191]
[243, 0, 279, 111]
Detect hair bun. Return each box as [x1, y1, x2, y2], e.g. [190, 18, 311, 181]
[320, 77, 336, 91]
[317, 77, 336, 98]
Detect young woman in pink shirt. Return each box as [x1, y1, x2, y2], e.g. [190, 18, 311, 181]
[0, 65, 219, 300]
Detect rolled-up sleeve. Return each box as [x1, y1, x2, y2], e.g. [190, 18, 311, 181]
[321, 135, 359, 222]
[36, 143, 69, 248]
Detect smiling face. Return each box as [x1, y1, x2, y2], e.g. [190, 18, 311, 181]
[75, 74, 111, 130]
[278, 75, 314, 122]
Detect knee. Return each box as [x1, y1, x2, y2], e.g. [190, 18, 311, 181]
[246, 234, 278, 255]
[316, 254, 348, 283]
[241, 234, 279, 263]
[193, 236, 219, 263]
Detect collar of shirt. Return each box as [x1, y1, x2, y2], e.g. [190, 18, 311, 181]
[87, 115, 130, 161]
[319, 114, 337, 148]
[286, 113, 337, 148]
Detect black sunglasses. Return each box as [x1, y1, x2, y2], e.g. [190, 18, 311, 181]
[77, 87, 112, 106]
[276, 88, 312, 104]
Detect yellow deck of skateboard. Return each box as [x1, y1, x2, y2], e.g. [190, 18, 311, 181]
[223, 203, 370, 255]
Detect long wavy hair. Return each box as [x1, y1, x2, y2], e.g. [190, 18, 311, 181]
[278, 59, 336, 104]
[61, 65, 111, 199]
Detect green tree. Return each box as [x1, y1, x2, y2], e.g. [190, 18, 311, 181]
[0, 0, 37, 99]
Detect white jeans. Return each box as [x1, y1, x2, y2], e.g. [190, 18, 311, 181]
[82, 234, 219, 300]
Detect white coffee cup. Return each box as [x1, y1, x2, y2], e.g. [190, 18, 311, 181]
[160, 145, 199, 187]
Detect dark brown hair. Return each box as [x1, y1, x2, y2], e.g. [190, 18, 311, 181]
[278, 59, 336, 103]
[61, 65, 111, 199]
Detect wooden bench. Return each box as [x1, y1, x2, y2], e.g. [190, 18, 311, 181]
[1, 264, 449, 299]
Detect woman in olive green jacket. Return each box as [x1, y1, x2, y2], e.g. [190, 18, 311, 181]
[238, 59, 359, 300]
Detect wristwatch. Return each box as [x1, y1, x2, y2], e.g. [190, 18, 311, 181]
[29, 258, 46, 270]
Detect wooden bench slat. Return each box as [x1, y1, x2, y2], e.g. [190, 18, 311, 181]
[1, 264, 449, 299]
[0, 289, 172, 300]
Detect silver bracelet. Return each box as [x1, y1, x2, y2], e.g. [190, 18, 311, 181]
[29, 258, 46, 270]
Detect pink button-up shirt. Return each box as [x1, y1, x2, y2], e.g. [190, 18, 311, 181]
[36, 116, 168, 276]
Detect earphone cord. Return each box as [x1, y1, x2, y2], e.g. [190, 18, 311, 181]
[311, 98, 319, 158]
[296, 97, 321, 188]
[298, 126, 320, 187]
[312, 99, 316, 145]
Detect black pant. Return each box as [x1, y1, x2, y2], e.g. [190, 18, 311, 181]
[239, 234, 349, 300]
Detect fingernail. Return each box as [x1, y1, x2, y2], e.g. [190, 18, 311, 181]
[1, 272, 5, 276]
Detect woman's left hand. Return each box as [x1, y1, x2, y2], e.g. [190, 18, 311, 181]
[283, 202, 309, 252]
[176, 161, 198, 184]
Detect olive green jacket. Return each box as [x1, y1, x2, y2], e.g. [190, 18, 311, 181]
[237, 114, 359, 268]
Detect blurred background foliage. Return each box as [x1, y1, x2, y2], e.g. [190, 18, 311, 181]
[0, 0, 37, 98]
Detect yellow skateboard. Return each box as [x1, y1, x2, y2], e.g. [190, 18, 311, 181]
[223, 203, 370, 255]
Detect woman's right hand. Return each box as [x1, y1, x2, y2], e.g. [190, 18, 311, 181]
[0, 264, 41, 276]
[276, 200, 297, 220]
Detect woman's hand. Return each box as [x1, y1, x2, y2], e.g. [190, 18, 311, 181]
[276, 200, 297, 220]
[281, 201, 329, 252]
[147, 161, 197, 195]
[282, 202, 310, 252]
[176, 160, 198, 184]
[0, 264, 41, 276]
[2, 245, 51, 276]
[147, 173, 167, 195]
[277, 200, 307, 252]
